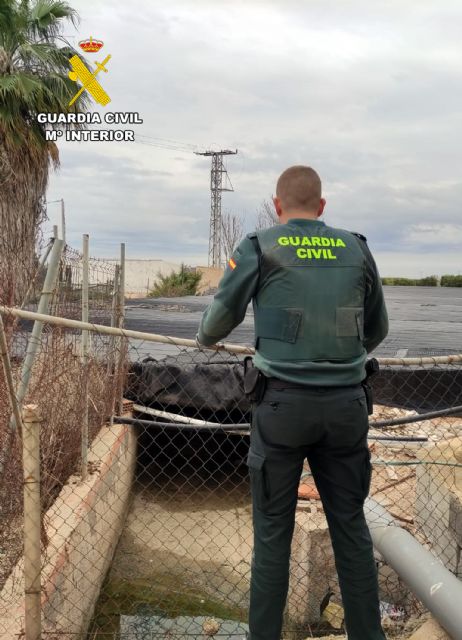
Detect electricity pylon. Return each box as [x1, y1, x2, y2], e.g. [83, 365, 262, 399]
[195, 149, 238, 268]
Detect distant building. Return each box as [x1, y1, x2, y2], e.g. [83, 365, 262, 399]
[195, 266, 224, 295]
[108, 259, 181, 298]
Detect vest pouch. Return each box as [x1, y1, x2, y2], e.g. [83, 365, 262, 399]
[254, 308, 303, 343]
[336, 307, 364, 340]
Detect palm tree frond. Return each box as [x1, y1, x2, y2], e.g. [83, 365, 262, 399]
[29, 0, 78, 39]
[14, 41, 76, 73]
[0, 72, 51, 103]
[0, 1, 16, 47]
[0, 0, 86, 306]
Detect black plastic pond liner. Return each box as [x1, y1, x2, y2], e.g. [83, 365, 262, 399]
[126, 352, 250, 423]
[370, 366, 462, 412]
[125, 352, 462, 422]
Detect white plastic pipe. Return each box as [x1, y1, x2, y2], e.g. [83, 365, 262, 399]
[133, 403, 221, 427]
[365, 498, 462, 639]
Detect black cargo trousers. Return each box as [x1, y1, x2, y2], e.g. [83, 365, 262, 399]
[247, 381, 386, 640]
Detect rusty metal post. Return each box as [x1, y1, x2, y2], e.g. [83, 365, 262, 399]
[22, 404, 42, 640]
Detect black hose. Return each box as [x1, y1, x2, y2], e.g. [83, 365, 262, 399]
[370, 404, 462, 428]
[368, 435, 428, 442]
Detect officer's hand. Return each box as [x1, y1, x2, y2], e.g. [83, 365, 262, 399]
[195, 334, 226, 351]
[195, 333, 205, 349]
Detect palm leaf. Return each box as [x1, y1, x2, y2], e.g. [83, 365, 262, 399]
[15, 41, 76, 73]
[28, 0, 78, 39]
[0, 1, 16, 47]
[0, 72, 52, 102]
[0, 0, 90, 151]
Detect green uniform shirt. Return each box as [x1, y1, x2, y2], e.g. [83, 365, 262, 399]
[198, 218, 388, 386]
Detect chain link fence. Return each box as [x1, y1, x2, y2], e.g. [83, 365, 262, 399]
[0, 300, 461, 639]
[0, 243, 123, 640]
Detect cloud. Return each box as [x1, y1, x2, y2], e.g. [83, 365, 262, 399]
[407, 223, 462, 247]
[44, 0, 462, 274]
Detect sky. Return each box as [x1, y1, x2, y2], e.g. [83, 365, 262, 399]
[46, 0, 462, 276]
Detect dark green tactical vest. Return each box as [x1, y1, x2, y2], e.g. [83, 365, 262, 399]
[251, 219, 367, 363]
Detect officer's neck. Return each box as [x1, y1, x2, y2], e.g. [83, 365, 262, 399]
[279, 211, 322, 224]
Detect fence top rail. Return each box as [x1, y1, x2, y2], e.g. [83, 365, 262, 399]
[0, 305, 254, 355]
[1, 305, 462, 366]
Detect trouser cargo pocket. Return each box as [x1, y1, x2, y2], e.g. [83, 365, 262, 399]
[247, 448, 269, 511]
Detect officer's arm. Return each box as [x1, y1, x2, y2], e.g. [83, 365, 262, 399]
[361, 242, 389, 353]
[197, 236, 259, 346]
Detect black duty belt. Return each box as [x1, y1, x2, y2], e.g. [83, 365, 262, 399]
[265, 378, 362, 392]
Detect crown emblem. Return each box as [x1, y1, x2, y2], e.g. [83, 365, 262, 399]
[78, 36, 104, 53]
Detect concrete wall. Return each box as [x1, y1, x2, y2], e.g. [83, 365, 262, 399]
[408, 617, 452, 640]
[195, 266, 224, 295]
[107, 259, 181, 298]
[0, 423, 136, 639]
[288, 508, 338, 623]
[415, 437, 462, 577]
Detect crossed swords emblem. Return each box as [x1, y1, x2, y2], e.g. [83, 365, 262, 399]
[68, 54, 112, 107]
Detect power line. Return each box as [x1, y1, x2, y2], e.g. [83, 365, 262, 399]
[84, 125, 202, 153]
[135, 134, 199, 151]
[134, 139, 197, 153]
[82, 127, 239, 266]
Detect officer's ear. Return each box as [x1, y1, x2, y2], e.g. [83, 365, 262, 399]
[317, 198, 326, 218]
[273, 196, 283, 219]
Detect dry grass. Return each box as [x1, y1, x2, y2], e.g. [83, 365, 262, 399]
[0, 323, 121, 591]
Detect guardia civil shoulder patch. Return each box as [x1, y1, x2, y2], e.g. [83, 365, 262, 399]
[228, 258, 237, 270]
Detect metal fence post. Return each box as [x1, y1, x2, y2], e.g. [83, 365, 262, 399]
[1, 240, 64, 481]
[117, 243, 126, 416]
[108, 265, 120, 427]
[81, 234, 89, 480]
[22, 404, 42, 640]
[14, 238, 64, 414]
[110, 265, 120, 331]
[108, 264, 120, 365]
[61, 199, 66, 245]
[119, 243, 126, 330]
[21, 239, 54, 310]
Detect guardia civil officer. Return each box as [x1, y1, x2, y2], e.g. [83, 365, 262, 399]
[197, 166, 388, 640]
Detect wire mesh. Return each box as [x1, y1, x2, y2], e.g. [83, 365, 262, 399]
[0, 248, 122, 639]
[0, 306, 461, 639]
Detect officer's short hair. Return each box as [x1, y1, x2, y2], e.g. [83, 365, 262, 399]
[276, 166, 322, 212]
